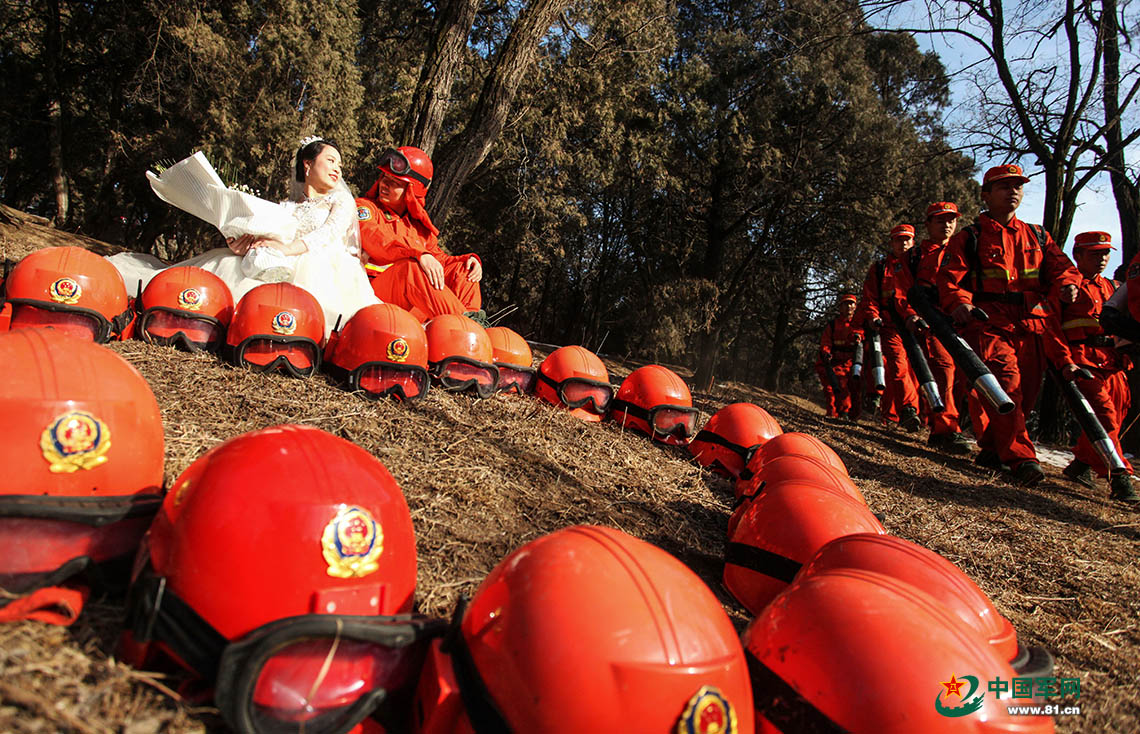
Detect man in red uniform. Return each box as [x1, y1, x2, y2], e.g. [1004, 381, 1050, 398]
[859, 224, 922, 432]
[938, 164, 1083, 485]
[1057, 232, 1138, 501]
[893, 202, 970, 454]
[355, 146, 484, 322]
[817, 294, 862, 419]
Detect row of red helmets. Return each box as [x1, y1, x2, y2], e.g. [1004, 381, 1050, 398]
[116, 425, 754, 734]
[721, 428, 1056, 732]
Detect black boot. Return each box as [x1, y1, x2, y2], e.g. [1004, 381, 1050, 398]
[900, 406, 921, 433]
[1109, 471, 1140, 503]
[1062, 459, 1095, 489]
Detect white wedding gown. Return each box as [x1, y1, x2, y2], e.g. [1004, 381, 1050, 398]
[110, 188, 379, 338]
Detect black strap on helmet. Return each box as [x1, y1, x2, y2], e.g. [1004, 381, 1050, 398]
[723, 541, 802, 584]
[0, 493, 163, 525]
[441, 597, 514, 734]
[746, 650, 849, 733]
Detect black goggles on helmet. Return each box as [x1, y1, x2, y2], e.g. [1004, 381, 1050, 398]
[326, 361, 431, 403]
[610, 399, 700, 440]
[126, 561, 447, 734]
[225, 335, 322, 378]
[537, 371, 614, 414]
[494, 364, 537, 395]
[430, 357, 500, 398]
[693, 429, 762, 474]
[4, 299, 132, 344]
[440, 596, 515, 734]
[378, 149, 431, 189]
[137, 306, 226, 353]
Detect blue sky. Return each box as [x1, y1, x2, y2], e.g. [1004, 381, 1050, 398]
[868, 0, 1136, 273]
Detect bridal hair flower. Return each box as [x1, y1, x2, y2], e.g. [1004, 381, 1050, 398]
[299, 135, 325, 148]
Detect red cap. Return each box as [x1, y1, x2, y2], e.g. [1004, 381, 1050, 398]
[925, 201, 959, 218]
[1072, 231, 1114, 250]
[982, 164, 1030, 186]
[839, 294, 857, 304]
[889, 224, 915, 239]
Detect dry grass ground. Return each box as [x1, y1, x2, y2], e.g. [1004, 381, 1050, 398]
[1, 211, 1137, 733]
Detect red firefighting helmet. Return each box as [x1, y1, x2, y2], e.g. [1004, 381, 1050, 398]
[3, 246, 131, 343]
[610, 365, 700, 446]
[413, 525, 754, 734]
[735, 453, 866, 504]
[136, 266, 234, 352]
[742, 431, 848, 485]
[744, 568, 1053, 733]
[689, 403, 783, 479]
[225, 283, 325, 377]
[485, 326, 536, 394]
[326, 304, 430, 402]
[536, 345, 614, 421]
[800, 533, 1019, 663]
[0, 328, 163, 625]
[723, 481, 885, 616]
[122, 425, 422, 734]
[425, 314, 499, 398]
[378, 146, 433, 198]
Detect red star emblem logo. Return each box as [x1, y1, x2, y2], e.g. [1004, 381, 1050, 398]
[941, 674, 965, 699]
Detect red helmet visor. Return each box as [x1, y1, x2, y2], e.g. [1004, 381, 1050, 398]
[138, 308, 225, 352]
[649, 405, 700, 439]
[233, 337, 321, 377]
[495, 365, 537, 394]
[356, 364, 430, 402]
[9, 303, 105, 342]
[377, 149, 431, 189]
[431, 358, 499, 398]
[556, 377, 613, 413]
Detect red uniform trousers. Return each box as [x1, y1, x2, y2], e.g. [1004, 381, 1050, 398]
[879, 328, 919, 422]
[922, 332, 960, 434]
[368, 259, 482, 323]
[816, 356, 857, 417]
[1071, 368, 1133, 476]
[965, 320, 1050, 467]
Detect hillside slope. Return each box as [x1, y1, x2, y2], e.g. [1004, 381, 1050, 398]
[0, 212, 1136, 733]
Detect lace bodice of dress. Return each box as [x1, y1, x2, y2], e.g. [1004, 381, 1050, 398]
[283, 188, 359, 256]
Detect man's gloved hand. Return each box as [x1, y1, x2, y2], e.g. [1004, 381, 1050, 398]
[906, 315, 929, 335]
[1062, 363, 1094, 381]
[821, 351, 833, 364]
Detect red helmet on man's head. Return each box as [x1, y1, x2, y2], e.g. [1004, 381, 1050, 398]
[137, 266, 233, 352]
[688, 402, 782, 479]
[744, 568, 1053, 733]
[536, 346, 613, 422]
[225, 283, 324, 377]
[425, 314, 499, 397]
[414, 525, 754, 734]
[326, 304, 430, 402]
[486, 326, 536, 394]
[610, 365, 699, 445]
[122, 425, 424, 734]
[378, 146, 433, 198]
[3, 246, 131, 343]
[0, 329, 163, 625]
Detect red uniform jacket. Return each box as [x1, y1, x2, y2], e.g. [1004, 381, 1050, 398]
[856, 254, 907, 333]
[354, 198, 478, 270]
[1056, 274, 1125, 371]
[820, 316, 861, 358]
[892, 239, 949, 322]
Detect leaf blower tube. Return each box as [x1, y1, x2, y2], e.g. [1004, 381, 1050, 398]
[1050, 367, 1129, 474]
[865, 330, 886, 393]
[887, 308, 944, 412]
[851, 339, 864, 378]
[907, 285, 1015, 415]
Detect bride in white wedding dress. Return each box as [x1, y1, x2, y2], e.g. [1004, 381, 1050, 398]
[110, 137, 379, 337]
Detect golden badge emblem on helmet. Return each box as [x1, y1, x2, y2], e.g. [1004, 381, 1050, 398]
[49, 277, 82, 304]
[272, 310, 297, 335]
[40, 411, 111, 473]
[676, 686, 737, 734]
[386, 337, 410, 363]
[321, 505, 384, 578]
[177, 288, 204, 311]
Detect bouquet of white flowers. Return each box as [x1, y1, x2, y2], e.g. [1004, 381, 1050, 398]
[147, 152, 297, 244]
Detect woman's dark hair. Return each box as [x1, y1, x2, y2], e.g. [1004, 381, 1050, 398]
[294, 138, 340, 183]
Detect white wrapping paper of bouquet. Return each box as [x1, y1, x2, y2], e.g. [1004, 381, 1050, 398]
[146, 152, 297, 243]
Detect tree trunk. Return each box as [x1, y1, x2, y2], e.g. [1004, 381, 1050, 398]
[401, 0, 480, 155]
[427, 0, 568, 225]
[44, 0, 68, 227]
[1101, 0, 1140, 267]
[692, 326, 722, 391]
[763, 297, 791, 391]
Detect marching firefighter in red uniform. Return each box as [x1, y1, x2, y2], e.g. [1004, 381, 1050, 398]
[817, 294, 863, 419]
[1057, 232, 1138, 501]
[355, 147, 484, 322]
[892, 202, 971, 453]
[938, 164, 1083, 485]
[859, 224, 922, 431]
